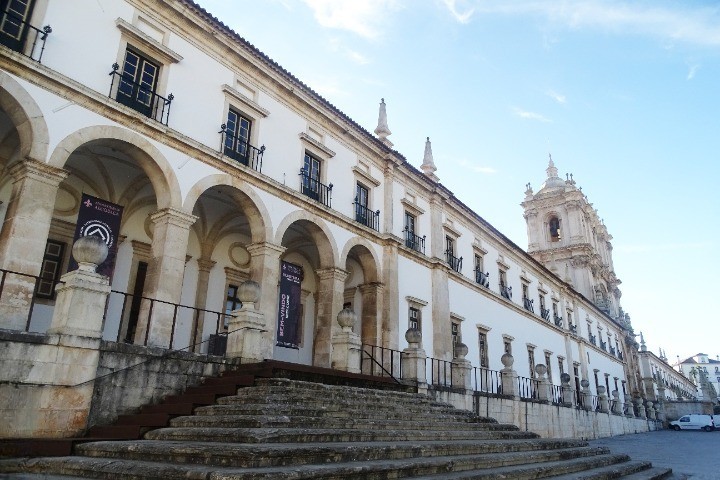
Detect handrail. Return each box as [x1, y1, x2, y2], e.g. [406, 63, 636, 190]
[299, 168, 332, 207]
[219, 124, 265, 172]
[0, 6, 51, 62]
[361, 344, 402, 384]
[109, 64, 174, 125]
[353, 200, 380, 231]
[403, 227, 425, 254]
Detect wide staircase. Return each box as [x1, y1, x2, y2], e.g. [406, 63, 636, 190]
[0, 362, 671, 479]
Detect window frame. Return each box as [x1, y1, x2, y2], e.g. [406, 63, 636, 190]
[35, 239, 66, 300]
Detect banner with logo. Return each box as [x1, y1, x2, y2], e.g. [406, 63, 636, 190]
[276, 260, 303, 349]
[68, 193, 124, 278]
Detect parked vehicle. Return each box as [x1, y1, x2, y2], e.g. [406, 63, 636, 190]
[669, 414, 715, 431]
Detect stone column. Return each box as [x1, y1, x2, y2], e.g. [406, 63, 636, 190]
[431, 267, 451, 359]
[247, 242, 285, 360]
[401, 328, 426, 385]
[534, 364, 551, 402]
[611, 390, 622, 415]
[624, 394, 634, 417]
[451, 342, 472, 391]
[190, 258, 216, 352]
[359, 282, 383, 347]
[0, 159, 68, 330]
[381, 242, 399, 349]
[580, 379, 592, 411]
[226, 280, 267, 363]
[646, 400, 656, 421]
[134, 208, 197, 347]
[382, 162, 394, 233]
[635, 397, 646, 419]
[331, 308, 362, 373]
[313, 267, 348, 368]
[560, 373, 575, 407]
[500, 353, 517, 398]
[597, 385, 610, 413]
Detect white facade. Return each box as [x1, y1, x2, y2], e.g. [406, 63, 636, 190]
[675, 353, 720, 403]
[0, 0, 634, 399]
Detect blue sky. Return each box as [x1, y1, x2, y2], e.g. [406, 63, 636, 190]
[195, 0, 719, 362]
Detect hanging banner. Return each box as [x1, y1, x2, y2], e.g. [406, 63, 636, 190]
[68, 193, 124, 278]
[276, 260, 303, 349]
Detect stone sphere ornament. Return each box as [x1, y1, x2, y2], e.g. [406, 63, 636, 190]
[560, 372, 571, 385]
[597, 385, 606, 395]
[336, 308, 356, 331]
[580, 379, 590, 389]
[453, 342, 468, 359]
[72, 235, 108, 272]
[405, 328, 422, 346]
[501, 352, 514, 368]
[534, 363, 547, 377]
[237, 280, 261, 305]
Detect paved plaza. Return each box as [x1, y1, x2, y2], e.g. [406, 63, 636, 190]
[590, 429, 719, 479]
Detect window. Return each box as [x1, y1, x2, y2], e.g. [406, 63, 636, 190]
[528, 346, 536, 377]
[473, 253, 489, 287]
[354, 182, 378, 230]
[36, 240, 65, 299]
[404, 211, 425, 253]
[223, 109, 252, 164]
[478, 331, 488, 367]
[539, 293, 549, 320]
[549, 216, 561, 242]
[409, 306, 420, 330]
[224, 284, 242, 328]
[499, 269, 511, 299]
[445, 236, 462, 273]
[451, 321, 460, 348]
[503, 339, 512, 355]
[558, 357, 564, 375]
[302, 152, 322, 201]
[116, 48, 160, 118]
[545, 352, 553, 383]
[522, 283, 533, 312]
[0, 0, 35, 52]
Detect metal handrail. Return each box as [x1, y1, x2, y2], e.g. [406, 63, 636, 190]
[427, 356, 453, 387]
[472, 366, 502, 394]
[361, 344, 402, 384]
[445, 251, 462, 273]
[353, 200, 380, 231]
[219, 125, 265, 172]
[403, 227, 425, 254]
[474, 268, 489, 288]
[0, 6, 51, 62]
[299, 168, 332, 207]
[109, 64, 174, 125]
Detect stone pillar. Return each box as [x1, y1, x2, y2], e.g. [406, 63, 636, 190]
[597, 385, 610, 413]
[401, 328, 426, 385]
[534, 364, 551, 402]
[451, 342, 472, 391]
[358, 282, 383, 347]
[247, 242, 285, 360]
[226, 280, 266, 363]
[0, 160, 68, 330]
[611, 390, 622, 415]
[431, 267, 451, 359]
[134, 208, 196, 347]
[646, 400, 656, 421]
[500, 353, 517, 398]
[655, 386, 667, 422]
[381, 243, 399, 349]
[190, 257, 216, 352]
[560, 373, 575, 407]
[624, 394, 634, 417]
[580, 379, 592, 411]
[313, 267, 348, 367]
[635, 397, 646, 419]
[331, 308, 362, 373]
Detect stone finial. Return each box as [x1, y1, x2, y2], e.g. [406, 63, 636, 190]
[560, 372, 571, 386]
[72, 235, 109, 273]
[501, 352, 514, 368]
[639, 331, 647, 352]
[534, 363, 547, 378]
[237, 280, 261, 306]
[580, 379, 590, 389]
[524, 182, 533, 199]
[597, 385, 606, 395]
[337, 308, 356, 332]
[374, 98, 393, 147]
[405, 328, 422, 347]
[547, 154, 558, 178]
[420, 137, 438, 181]
[453, 342, 468, 360]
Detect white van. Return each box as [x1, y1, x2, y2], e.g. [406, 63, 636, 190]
[669, 414, 715, 431]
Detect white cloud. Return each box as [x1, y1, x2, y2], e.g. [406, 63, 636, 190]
[458, 1, 720, 48]
[512, 107, 552, 123]
[546, 90, 566, 104]
[458, 158, 497, 174]
[686, 63, 700, 80]
[442, 0, 475, 24]
[303, 0, 400, 39]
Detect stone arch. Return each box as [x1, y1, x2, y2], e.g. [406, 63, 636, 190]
[340, 236, 381, 283]
[183, 173, 271, 244]
[274, 210, 338, 269]
[0, 70, 49, 162]
[48, 125, 181, 210]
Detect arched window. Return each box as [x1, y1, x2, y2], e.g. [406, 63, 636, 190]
[548, 216, 561, 242]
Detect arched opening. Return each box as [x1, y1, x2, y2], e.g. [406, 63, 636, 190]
[548, 216, 561, 242]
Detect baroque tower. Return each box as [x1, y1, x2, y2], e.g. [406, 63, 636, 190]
[522, 156, 622, 319]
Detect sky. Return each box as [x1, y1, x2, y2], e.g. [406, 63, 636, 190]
[194, 0, 720, 362]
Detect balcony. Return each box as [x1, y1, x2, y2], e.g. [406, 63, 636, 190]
[609, 345, 616, 355]
[474, 269, 489, 288]
[220, 125, 265, 172]
[523, 297, 534, 313]
[404, 227, 425, 254]
[299, 168, 332, 208]
[500, 283, 512, 300]
[354, 200, 380, 231]
[553, 314, 563, 327]
[569, 323, 577, 334]
[0, 6, 51, 62]
[445, 251, 462, 273]
[600, 340, 607, 352]
[540, 307, 550, 321]
[588, 333, 597, 346]
[618, 351, 624, 360]
[110, 64, 174, 125]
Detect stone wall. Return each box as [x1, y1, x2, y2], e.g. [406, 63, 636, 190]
[662, 400, 714, 422]
[426, 386, 659, 439]
[87, 341, 241, 427]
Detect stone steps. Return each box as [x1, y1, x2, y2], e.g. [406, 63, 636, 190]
[0, 370, 671, 479]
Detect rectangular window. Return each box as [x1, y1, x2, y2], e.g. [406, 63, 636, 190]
[409, 306, 420, 330]
[223, 109, 252, 164]
[354, 182, 376, 229]
[451, 321, 460, 348]
[478, 331, 488, 367]
[499, 269, 511, 299]
[445, 236, 461, 273]
[445, 236, 454, 256]
[116, 49, 159, 118]
[302, 152, 321, 200]
[528, 347, 536, 377]
[558, 357, 564, 374]
[36, 240, 65, 299]
[474, 254, 488, 287]
[503, 339, 512, 355]
[405, 212, 415, 234]
[224, 284, 241, 328]
[0, 0, 35, 51]
[545, 352, 553, 383]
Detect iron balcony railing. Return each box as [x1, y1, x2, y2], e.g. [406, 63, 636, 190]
[404, 227, 425, 254]
[360, 344, 402, 380]
[517, 376, 539, 400]
[540, 307, 550, 321]
[472, 366, 502, 394]
[354, 200, 380, 231]
[109, 63, 174, 125]
[569, 323, 577, 333]
[523, 297, 534, 313]
[299, 168, 332, 208]
[553, 314, 563, 327]
[609, 345, 616, 355]
[445, 251, 462, 273]
[588, 333, 597, 346]
[474, 269, 490, 288]
[600, 340, 607, 351]
[500, 283, 512, 300]
[219, 125, 265, 172]
[427, 357, 453, 387]
[618, 351, 624, 360]
[0, 6, 50, 62]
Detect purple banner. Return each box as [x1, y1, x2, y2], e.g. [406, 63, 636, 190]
[68, 193, 124, 278]
[277, 260, 303, 349]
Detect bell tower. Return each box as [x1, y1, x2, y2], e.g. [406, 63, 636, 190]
[521, 156, 622, 319]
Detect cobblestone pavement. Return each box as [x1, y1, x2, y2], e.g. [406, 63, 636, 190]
[589, 429, 720, 479]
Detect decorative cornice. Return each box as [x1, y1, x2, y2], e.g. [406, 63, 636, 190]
[115, 18, 183, 64]
[299, 132, 335, 158]
[351, 166, 381, 187]
[221, 84, 269, 118]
